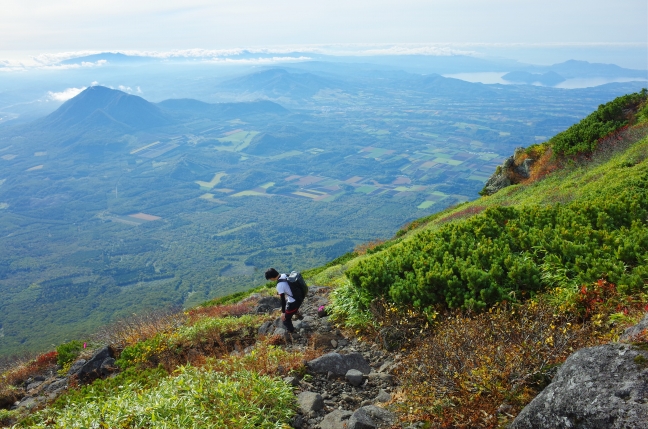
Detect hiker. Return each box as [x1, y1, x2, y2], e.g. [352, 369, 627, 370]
[265, 268, 304, 334]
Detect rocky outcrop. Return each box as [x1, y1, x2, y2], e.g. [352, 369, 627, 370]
[510, 342, 648, 429]
[482, 147, 535, 195]
[307, 352, 372, 376]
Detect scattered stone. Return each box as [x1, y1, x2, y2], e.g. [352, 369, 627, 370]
[16, 396, 42, 410]
[307, 352, 372, 376]
[291, 414, 304, 428]
[374, 389, 391, 403]
[297, 391, 324, 413]
[274, 327, 287, 337]
[348, 407, 376, 429]
[346, 369, 364, 387]
[284, 376, 300, 387]
[318, 306, 328, 318]
[377, 360, 393, 373]
[368, 372, 394, 384]
[258, 321, 274, 335]
[320, 409, 353, 429]
[312, 333, 339, 350]
[26, 381, 43, 391]
[510, 343, 648, 429]
[294, 320, 310, 331]
[44, 378, 67, 393]
[355, 405, 396, 427]
[331, 339, 338, 348]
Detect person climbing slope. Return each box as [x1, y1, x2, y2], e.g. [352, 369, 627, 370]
[265, 267, 305, 335]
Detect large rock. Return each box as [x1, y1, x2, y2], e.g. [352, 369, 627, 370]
[76, 346, 115, 381]
[255, 296, 281, 313]
[348, 405, 396, 429]
[297, 391, 323, 413]
[307, 352, 372, 376]
[620, 313, 648, 341]
[67, 359, 86, 376]
[510, 343, 648, 429]
[320, 409, 353, 429]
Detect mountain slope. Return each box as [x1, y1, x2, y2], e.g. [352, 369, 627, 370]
[157, 98, 289, 119]
[218, 68, 347, 99]
[36, 86, 170, 132]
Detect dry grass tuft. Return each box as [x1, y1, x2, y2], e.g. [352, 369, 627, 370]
[355, 239, 387, 255]
[93, 308, 186, 349]
[186, 301, 256, 323]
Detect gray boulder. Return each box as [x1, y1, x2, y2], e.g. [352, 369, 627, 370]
[67, 359, 86, 376]
[510, 343, 648, 429]
[297, 391, 323, 413]
[620, 313, 648, 341]
[255, 296, 281, 313]
[258, 296, 281, 307]
[320, 409, 353, 429]
[346, 369, 364, 386]
[77, 346, 114, 381]
[307, 352, 372, 376]
[348, 405, 396, 429]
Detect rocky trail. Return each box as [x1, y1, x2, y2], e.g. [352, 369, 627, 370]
[9, 285, 648, 429]
[254, 286, 403, 429]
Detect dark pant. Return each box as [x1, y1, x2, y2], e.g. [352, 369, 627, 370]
[283, 301, 301, 333]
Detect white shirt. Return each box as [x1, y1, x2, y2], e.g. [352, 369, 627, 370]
[276, 274, 296, 303]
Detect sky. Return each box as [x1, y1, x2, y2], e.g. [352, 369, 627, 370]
[1, 0, 647, 68]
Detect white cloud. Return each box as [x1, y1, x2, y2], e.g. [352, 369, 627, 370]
[118, 85, 133, 92]
[47, 87, 86, 101]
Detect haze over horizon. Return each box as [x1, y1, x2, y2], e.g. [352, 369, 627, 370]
[1, 0, 647, 69]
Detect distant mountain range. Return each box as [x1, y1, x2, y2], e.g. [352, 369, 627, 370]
[57, 52, 648, 81]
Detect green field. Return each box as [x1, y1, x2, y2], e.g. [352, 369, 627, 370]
[196, 172, 227, 189]
[215, 131, 259, 152]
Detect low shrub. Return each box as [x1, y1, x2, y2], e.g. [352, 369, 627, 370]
[345, 178, 648, 314]
[394, 299, 616, 428]
[21, 367, 295, 429]
[55, 341, 84, 367]
[551, 90, 647, 156]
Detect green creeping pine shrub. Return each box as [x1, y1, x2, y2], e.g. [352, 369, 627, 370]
[345, 173, 648, 313]
[55, 340, 84, 367]
[551, 90, 647, 156]
[22, 367, 295, 429]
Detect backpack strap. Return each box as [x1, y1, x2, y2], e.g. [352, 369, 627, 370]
[277, 277, 293, 298]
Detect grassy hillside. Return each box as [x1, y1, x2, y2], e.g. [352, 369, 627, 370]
[2, 91, 648, 429]
[316, 90, 648, 326]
